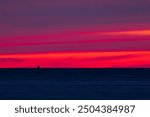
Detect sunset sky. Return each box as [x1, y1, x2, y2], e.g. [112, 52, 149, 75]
[0, 0, 150, 68]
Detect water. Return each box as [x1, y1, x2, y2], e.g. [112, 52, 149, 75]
[0, 68, 150, 100]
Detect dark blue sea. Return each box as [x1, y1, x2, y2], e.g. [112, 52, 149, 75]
[0, 68, 150, 100]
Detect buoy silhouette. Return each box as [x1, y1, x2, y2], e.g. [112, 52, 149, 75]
[37, 65, 40, 74]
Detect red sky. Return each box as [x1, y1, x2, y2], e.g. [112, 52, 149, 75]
[0, 0, 150, 68]
[0, 30, 149, 68]
[0, 51, 149, 68]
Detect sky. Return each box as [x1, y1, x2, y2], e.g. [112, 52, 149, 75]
[0, 0, 150, 68]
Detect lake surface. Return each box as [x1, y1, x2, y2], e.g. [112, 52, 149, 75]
[0, 68, 150, 100]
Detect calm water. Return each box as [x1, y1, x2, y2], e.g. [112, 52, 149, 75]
[0, 68, 150, 100]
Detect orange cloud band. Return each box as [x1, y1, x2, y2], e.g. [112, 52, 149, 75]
[94, 30, 150, 36]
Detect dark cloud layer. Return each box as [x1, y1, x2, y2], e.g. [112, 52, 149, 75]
[0, 0, 150, 31]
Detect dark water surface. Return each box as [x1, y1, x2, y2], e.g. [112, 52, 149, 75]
[0, 68, 150, 100]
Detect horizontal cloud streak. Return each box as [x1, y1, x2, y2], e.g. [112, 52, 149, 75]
[0, 30, 149, 54]
[0, 51, 149, 68]
[86, 54, 140, 61]
[95, 30, 150, 36]
[0, 58, 24, 62]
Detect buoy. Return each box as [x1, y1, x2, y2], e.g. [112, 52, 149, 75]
[37, 65, 40, 74]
